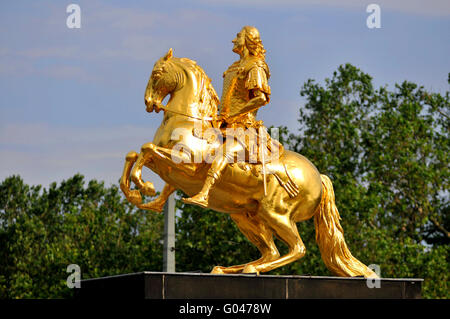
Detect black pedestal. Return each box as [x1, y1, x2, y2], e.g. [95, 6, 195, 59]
[77, 272, 422, 299]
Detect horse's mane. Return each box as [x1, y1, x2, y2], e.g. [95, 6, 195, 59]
[173, 57, 219, 118]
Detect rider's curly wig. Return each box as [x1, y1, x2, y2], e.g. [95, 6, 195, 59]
[243, 26, 266, 58]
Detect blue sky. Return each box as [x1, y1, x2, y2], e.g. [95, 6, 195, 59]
[0, 0, 449, 191]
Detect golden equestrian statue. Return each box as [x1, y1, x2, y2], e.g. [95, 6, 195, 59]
[120, 26, 378, 277]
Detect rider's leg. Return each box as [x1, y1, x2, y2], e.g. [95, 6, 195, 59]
[181, 150, 228, 208]
[182, 140, 242, 208]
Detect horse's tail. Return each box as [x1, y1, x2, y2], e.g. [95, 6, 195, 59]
[314, 174, 378, 278]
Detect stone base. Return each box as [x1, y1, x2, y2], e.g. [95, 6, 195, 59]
[77, 272, 422, 299]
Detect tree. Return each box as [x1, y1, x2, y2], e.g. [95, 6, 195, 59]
[290, 64, 449, 298]
[0, 174, 164, 298]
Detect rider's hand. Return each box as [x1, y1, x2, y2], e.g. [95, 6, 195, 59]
[217, 114, 229, 122]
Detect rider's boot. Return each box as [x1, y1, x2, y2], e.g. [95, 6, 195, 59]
[182, 155, 227, 208]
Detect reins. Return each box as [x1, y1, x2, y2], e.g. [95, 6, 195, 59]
[159, 105, 215, 121]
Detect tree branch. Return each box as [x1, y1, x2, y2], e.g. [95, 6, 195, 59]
[429, 217, 450, 238]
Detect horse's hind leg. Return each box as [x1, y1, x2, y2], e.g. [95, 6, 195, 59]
[243, 210, 306, 274]
[211, 212, 279, 274]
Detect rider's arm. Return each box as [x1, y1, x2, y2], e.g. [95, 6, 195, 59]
[223, 64, 271, 122]
[244, 63, 270, 110]
[221, 89, 268, 122]
[238, 89, 268, 115]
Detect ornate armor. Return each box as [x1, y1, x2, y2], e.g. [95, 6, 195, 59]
[220, 56, 271, 126]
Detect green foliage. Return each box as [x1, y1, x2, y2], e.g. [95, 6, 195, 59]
[289, 64, 449, 298]
[0, 174, 164, 298]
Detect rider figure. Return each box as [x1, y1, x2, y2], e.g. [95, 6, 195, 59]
[183, 26, 275, 208]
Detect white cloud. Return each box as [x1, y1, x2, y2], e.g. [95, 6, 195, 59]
[0, 3, 225, 81]
[18, 47, 79, 59]
[0, 123, 164, 190]
[198, 0, 450, 16]
[88, 4, 164, 31]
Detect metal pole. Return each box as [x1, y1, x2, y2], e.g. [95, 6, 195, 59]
[163, 193, 176, 272]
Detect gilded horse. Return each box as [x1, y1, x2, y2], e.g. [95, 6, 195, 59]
[120, 49, 377, 277]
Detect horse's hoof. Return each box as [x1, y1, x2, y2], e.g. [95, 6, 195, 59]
[141, 181, 156, 197]
[242, 264, 260, 275]
[211, 266, 226, 274]
[125, 151, 139, 162]
[182, 196, 208, 209]
[128, 190, 142, 205]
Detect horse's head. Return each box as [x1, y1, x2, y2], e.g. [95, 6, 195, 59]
[145, 48, 219, 119]
[145, 48, 178, 113]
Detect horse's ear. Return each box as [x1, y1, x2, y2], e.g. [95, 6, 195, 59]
[164, 48, 173, 60]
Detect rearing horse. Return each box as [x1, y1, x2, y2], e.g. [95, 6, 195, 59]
[120, 49, 377, 277]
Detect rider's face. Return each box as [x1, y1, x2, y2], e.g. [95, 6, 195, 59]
[232, 31, 245, 55]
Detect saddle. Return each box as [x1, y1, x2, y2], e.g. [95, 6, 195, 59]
[193, 124, 299, 198]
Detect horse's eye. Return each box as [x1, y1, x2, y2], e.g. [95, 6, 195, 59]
[152, 71, 161, 80]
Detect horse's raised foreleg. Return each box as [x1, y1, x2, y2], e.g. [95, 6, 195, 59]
[120, 151, 144, 205]
[125, 142, 199, 207]
[211, 212, 280, 274]
[140, 142, 201, 176]
[137, 183, 176, 212]
[130, 145, 157, 198]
